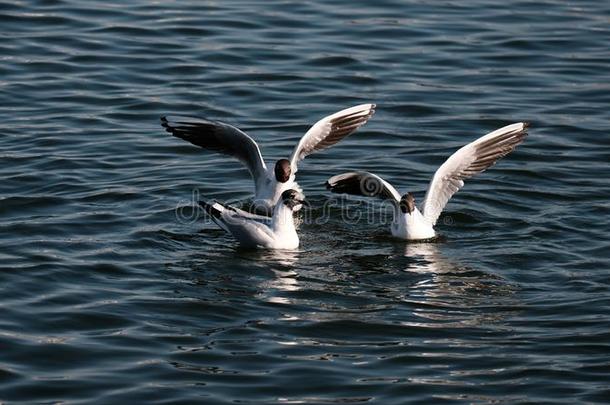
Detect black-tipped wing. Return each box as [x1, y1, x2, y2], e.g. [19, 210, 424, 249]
[421, 122, 528, 225]
[289, 104, 375, 173]
[161, 116, 267, 182]
[326, 171, 401, 202]
[198, 200, 275, 245]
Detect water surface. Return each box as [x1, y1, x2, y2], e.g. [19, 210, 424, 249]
[1, 0, 610, 403]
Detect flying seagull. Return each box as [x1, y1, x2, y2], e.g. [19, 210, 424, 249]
[326, 122, 528, 240]
[199, 189, 305, 249]
[162, 104, 375, 214]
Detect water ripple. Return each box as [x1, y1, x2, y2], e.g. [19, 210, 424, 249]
[1, 0, 610, 403]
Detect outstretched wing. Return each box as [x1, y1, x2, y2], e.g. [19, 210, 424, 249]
[289, 104, 375, 173]
[421, 122, 528, 225]
[161, 116, 267, 183]
[326, 171, 401, 202]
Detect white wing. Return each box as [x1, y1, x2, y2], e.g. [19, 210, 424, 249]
[421, 122, 528, 225]
[326, 171, 401, 202]
[200, 201, 275, 246]
[161, 116, 268, 186]
[289, 104, 375, 173]
[224, 219, 275, 247]
[214, 201, 272, 225]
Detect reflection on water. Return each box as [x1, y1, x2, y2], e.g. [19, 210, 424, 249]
[172, 238, 522, 330]
[234, 248, 302, 304]
[2, 0, 609, 401]
[399, 242, 522, 327]
[402, 242, 448, 274]
[260, 269, 300, 305]
[249, 249, 302, 305]
[243, 248, 300, 268]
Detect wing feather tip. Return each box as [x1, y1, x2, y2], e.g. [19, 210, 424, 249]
[198, 200, 222, 219]
[160, 116, 171, 129]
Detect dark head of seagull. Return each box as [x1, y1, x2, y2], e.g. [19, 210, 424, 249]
[399, 193, 416, 214]
[281, 189, 305, 211]
[274, 159, 291, 183]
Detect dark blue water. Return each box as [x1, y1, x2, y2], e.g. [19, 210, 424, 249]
[2, 0, 610, 403]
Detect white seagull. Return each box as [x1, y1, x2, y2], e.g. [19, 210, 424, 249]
[199, 189, 305, 250]
[326, 122, 529, 241]
[162, 104, 375, 214]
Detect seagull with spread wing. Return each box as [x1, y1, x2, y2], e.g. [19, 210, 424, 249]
[326, 122, 528, 240]
[161, 104, 375, 214]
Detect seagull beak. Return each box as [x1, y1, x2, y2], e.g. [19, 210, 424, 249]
[293, 193, 307, 211]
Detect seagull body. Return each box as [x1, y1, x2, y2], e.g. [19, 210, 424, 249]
[162, 104, 375, 214]
[200, 189, 305, 250]
[326, 122, 529, 241]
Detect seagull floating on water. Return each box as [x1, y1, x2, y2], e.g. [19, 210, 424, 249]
[162, 104, 375, 214]
[326, 122, 529, 241]
[199, 189, 305, 249]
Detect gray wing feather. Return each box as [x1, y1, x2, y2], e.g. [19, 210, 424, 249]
[421, 122, 528, 225]
[289, 104, 375, 172]
[326, 171, 401, 202]
[161, 115, 268, 185]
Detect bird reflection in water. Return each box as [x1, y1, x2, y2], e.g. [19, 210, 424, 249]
[246, 249, 301, 306]
[399, 242, 521, 327]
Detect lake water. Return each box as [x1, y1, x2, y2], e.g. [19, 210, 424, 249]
[1, 0, 610, 403]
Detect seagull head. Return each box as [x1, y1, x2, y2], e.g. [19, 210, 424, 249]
[399, 193, 416, 214]
[281, 189, 306, 211]
[274, 159, 292, 183]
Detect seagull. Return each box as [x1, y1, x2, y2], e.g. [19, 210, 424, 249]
[199, 189, 306, 249]
[162, 104, 375, 214]
[326, 122, 529, 241]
